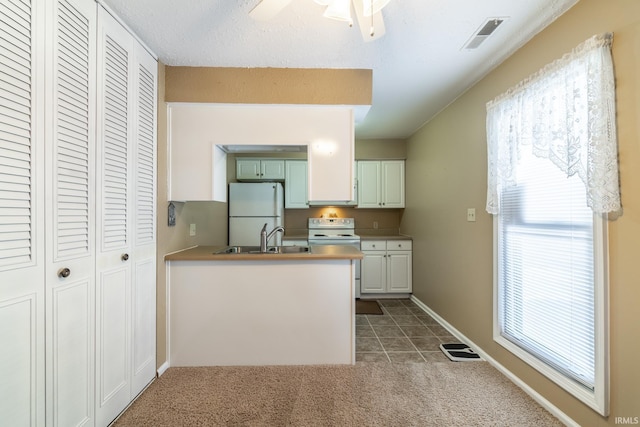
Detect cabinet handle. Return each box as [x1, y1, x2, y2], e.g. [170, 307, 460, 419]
[121, 253, 129, 261]
[58, 267, 71, 278]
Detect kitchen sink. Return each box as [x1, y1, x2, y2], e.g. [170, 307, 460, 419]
[214, 246, 310, 254]
[269, 246, 310, 254]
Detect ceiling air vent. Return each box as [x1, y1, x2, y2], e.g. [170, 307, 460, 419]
[462, 17, 507, 50]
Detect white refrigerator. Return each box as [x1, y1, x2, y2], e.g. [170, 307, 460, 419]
[228, 182, 284, 246]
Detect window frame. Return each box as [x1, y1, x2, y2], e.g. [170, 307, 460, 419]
[493, 211, 610, 415]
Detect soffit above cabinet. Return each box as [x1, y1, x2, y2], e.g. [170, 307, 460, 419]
[164, 67, 372, 122]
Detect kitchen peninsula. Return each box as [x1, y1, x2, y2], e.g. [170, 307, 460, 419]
[165, 245, 362, 366]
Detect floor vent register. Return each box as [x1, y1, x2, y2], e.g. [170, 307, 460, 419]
[439, 343, 482, 361]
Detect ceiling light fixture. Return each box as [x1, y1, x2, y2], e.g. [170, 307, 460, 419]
[314, 0, 391, 35]
[250, 0, 389, 42]
[316, 0, 353, 25]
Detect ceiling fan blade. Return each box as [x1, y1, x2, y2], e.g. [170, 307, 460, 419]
[249, 0, 293, 21]
[352, 0, 386, 41]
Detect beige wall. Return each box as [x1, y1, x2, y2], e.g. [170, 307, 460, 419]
[165, 67, 372, 106]
[402, 0, 640, 425]
[356, 138, 407, 159]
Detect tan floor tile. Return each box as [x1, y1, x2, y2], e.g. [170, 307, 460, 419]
[372, 325, 405, 337]
[356, 337, 383, 352]
[390, 315, 423, 326]
[399, 324, 434, 337]
[379, 337, 415, 351]
[409, 336, 442, 351]
[367, 315, 396, 326]
[356, 324, 376, 337]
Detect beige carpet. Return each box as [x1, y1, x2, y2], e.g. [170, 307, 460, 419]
[114, 362, 562, 426]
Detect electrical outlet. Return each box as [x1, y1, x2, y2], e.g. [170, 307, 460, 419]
[373, 221, 378, 229]
[189, 223, 196, 236]
[467, 208, 476, 222]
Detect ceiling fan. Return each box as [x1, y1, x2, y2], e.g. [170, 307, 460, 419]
[250, 0, 390, 42]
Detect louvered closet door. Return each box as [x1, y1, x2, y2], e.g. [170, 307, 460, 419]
[0, 0, 45, 425]
[44, 0, 97, 426]
[131, 42, 157, 397]
[95, 6, 135, 426]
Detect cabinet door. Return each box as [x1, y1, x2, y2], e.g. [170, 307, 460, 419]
[387, 251, 412, 293]
[381, 161, 405, 208]
[357, 161, 381, 208]
[45, 0, 97, 425]
[236, 159, 261, 179]
[261, 159, 285, 180]
[360, 251, 386, 293]
[131, 42, 157, 397]
[285, 160, 308, 208]
[0, 0, 45, 424]
[95, 7, 133, 425]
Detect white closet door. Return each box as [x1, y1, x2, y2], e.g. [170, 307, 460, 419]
[95, 6, 134, 426]
[131, 42, 157, 397]
[44, 0, 97, 425]
[0, 0, 45, 425]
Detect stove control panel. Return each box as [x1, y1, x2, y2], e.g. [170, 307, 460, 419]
[308, 218, 355, 228]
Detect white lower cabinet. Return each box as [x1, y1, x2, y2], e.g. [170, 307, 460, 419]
[285, 160, 309, 208]
[361, 240, 412, 294]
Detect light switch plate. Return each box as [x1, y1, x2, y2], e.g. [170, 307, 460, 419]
[189, 223, 196, 236]
[467, 208, 476, 222]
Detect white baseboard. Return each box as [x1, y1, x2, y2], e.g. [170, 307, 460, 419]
[410, 295, 579, 427]
[157, 361, 170, 377]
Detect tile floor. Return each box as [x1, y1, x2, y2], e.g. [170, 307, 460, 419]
[356, 298, 459, 363]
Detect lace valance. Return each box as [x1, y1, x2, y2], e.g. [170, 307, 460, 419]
[486, 33, 620, 215]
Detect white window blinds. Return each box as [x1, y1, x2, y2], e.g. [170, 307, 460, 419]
[498, 151, 596, 387]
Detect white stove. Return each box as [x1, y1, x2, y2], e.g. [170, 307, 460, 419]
[307, 218, 360, 246]
[308, 218, 361, 297]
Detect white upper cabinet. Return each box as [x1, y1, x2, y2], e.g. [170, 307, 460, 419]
[236, 158, 285, 180]
[357, 160, 405, 208]
[285, 160, 308, 208]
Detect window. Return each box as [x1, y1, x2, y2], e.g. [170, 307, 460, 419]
[486, 34, 619, 415]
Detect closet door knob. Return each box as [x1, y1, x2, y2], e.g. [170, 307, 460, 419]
[121, 253, 129, 261]
[58, 268, 71, 278]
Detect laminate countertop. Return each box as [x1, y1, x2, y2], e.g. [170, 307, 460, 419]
[358, 234, 412, 241]
[165, 245, 363, 261]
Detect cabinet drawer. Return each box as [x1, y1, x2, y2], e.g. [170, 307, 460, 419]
[361, 240, 386, 251]
[387, 240, 412, 250]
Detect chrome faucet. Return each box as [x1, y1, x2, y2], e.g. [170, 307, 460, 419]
[260, 223, 285, 253]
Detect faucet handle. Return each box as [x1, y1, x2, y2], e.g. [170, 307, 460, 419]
[261, 223, 268, 233]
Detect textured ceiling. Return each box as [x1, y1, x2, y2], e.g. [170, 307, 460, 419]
[101, 0, 578, 139]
